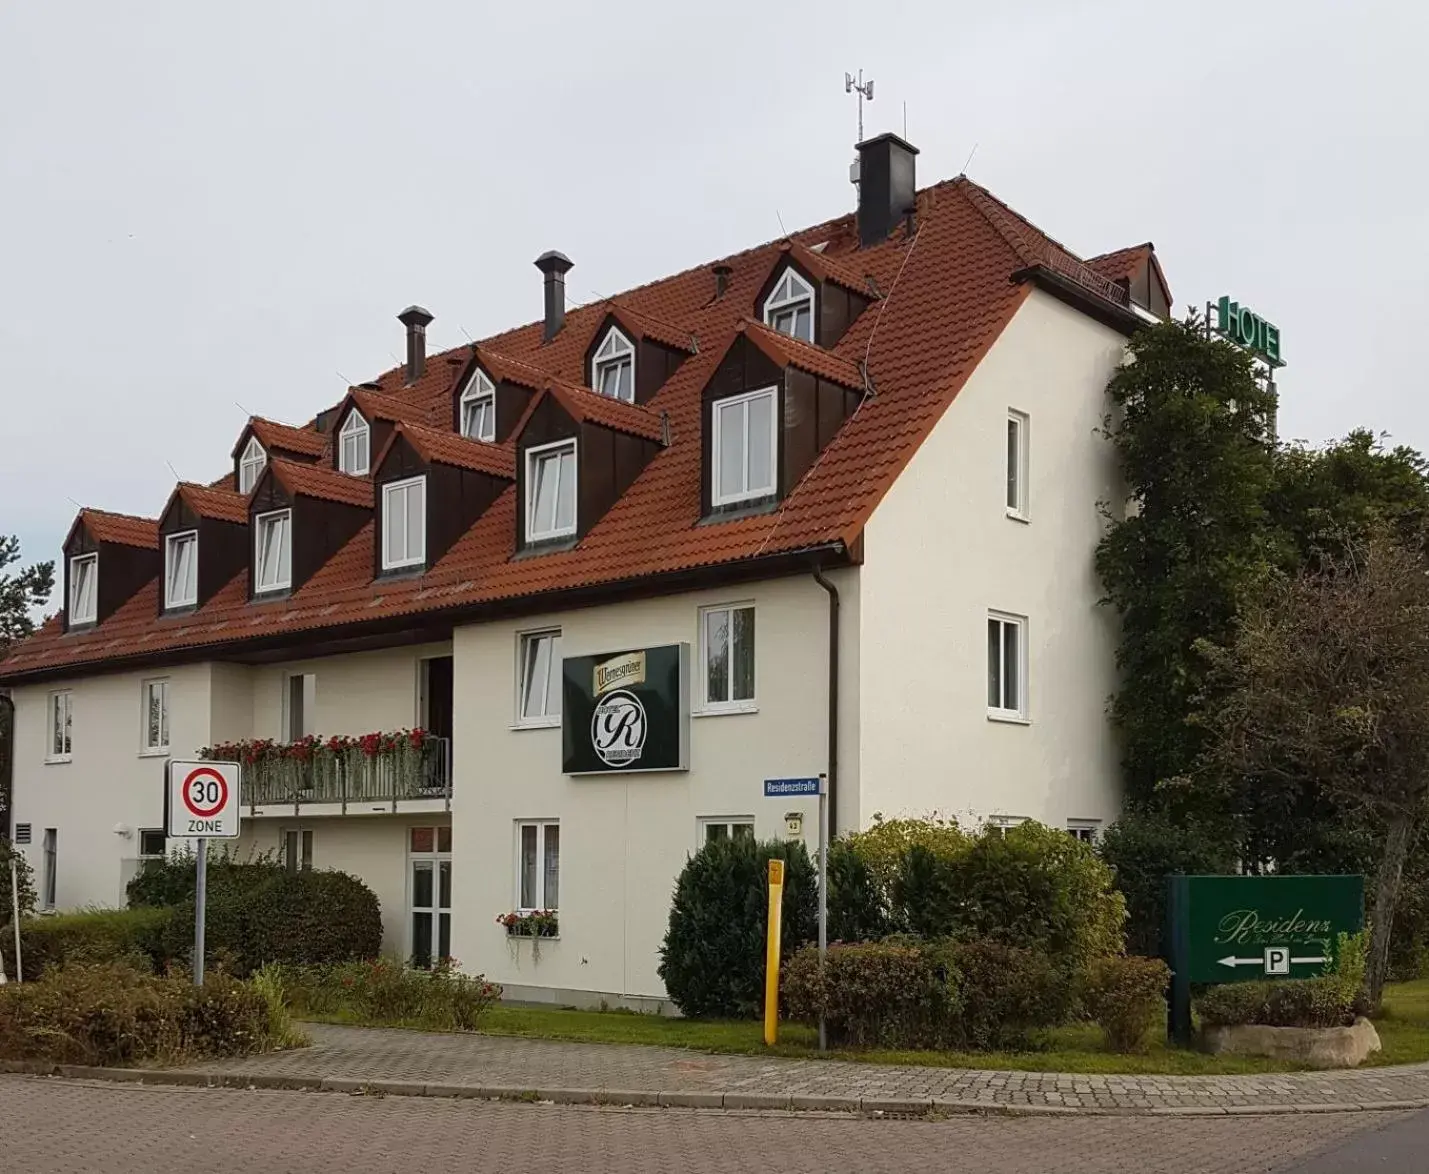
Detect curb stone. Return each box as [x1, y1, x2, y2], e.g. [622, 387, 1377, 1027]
[2, 1061, 1428, 1117]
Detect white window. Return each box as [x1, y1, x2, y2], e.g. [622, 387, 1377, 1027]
[712, 388, 777, 506]
[592, 327, 635, 402]
[526, 439, 577, 542]
[699, 817, 755, 847]
[460, 369, 496, 441]
[46, 691, 73, 762]
[138, 829, 167, 860]
[1067, 820, 1101, 845]
[41, 828, 57, 909]
[409, 825, 452, 968]
[988, 815, 1028, 838]
[516, 630, 563, 726]
[338, 410, 370, 475]
[284, 672, 316, 741]
[254, 509, 292, 594]
[238, 436, 267, 494]
[164, 531, 198, 609]
[141, 679, 169, 754]
[284, 828, 314, 873]
[1007, 409, 1029, 519]
[516, 820, 559, 912]
[381, 476, 426, 570]
[699, 603, 756, 711]
[987, 612, 1028, 720]
[69, 553, 97, 625]
[763, 267, 815, 341]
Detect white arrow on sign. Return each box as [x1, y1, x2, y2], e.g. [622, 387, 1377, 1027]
[1217, 955, 1263, 968]
[1290, 956, 1328, 965]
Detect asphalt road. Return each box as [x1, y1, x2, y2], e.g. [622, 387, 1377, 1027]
[2, 1076, 1426, 1174]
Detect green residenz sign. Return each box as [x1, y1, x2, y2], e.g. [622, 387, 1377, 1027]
[1213, 294, 1284, 367]
[1165, 874, 1365, 1044]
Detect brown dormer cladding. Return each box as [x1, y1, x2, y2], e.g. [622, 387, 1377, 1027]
[754, 242, 876, 349]
[700, 323, 864, 518]
[157, 484, 249, 614]
[331, 388, 437, 473]
[372, 423, 515, 577]
[448, 348, 542, 444]
[62, 510, 160, 632]
[249, 459, 372, 599]
[582, 305, 697, 407]
[514, 383, 665, 553]
[1087, 243, 1173, 318]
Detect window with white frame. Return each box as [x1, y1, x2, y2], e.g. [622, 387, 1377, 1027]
[516, 630, 562, 725]
[284, 828, 314, 873]
[284, 673, 316, 741]
[700, 603, 756, 710]
[526, 439, 577, 542]
[1067, 820, 1101, 845]
[409, 825, 452, 968]
[592, 327, 635, 402]
[1006, 409, 1029, 519]
[69, 553, 97, 625]
[338, 410, 370, 475]
[987, 815, 1028, 838]
[164, 531, 198, 609]
[699, 817, 755, 847]
[138, 828, 167, 861]
[460, 369, 496, 441]
[46, 691, 73, 761]
[141, 678, 169, 754]
[253, 509, 292, 593]
[42, 828, 57, 909]
[516, 820, 559, 912]
[712, 388, 777, 506]
[762, 268, 815, 342]
[381, 476, 426, 570]
[987, 612, 1027, 719]
[238, 436, 267, 494]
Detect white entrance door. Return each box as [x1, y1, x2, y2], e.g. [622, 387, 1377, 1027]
[408, 825, 452, 968]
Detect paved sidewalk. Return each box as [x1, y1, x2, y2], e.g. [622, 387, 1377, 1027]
[121, 1023, 1429, 1115]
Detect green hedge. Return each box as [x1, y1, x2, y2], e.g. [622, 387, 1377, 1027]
[951, 939, 1070, 1051]
[1197, 931, 1368, 1029]
[18, 907, 174, 980]
[127, 847, 284, 909]
[659, 837, 817, 1018]
[1082, 955, 1170, 1053]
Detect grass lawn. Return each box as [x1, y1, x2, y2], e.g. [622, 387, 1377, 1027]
[300, 978, 1429, 1076]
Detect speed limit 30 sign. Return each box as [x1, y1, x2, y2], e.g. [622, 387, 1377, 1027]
[168, 760, 241, 838]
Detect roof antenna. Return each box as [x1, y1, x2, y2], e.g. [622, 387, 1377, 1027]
[775, 209, 788, 238]
[902, 100, 907, 139]
[844, 70, 874, 142]
[336, 370, 351, 385]
[165, 460, 182, 482]
[234, 400, 252, 418]
[961, 142, 979, 176]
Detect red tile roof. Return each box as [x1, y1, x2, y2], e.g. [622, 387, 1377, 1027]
[267, 458, 374, 508]
[738, 320, 867, 391]
[242, 417, 327, 460]
[79, 508, 159, 549]
[541, 381, 668, 444]
[779, 240, 876, 297]
[2, 174, 1149, 682]
[346, 387, 442, 427]
[603, 303, 699, 354]
[175, 483, 248, 524]
[1088, 243, 1174, 311]
[386, 422, 516, 480]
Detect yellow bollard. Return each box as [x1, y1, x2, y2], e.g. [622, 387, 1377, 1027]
[763, 857, 785, 1046]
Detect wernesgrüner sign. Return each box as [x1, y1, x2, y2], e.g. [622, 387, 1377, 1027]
[562, 643, 690, 774]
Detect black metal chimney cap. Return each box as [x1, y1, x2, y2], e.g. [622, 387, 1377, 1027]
[398, 305, 434, 329]
[534, 251, 574, 276]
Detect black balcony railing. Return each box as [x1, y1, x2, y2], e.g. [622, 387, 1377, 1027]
[221, 736, 452, 813]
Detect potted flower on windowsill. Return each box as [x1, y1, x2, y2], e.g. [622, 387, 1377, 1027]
[497, 909, 559, 939]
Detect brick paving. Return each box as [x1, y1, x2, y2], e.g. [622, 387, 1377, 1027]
[168, 1023, 1429, 1115]
[0, 1075, 1411, 1173]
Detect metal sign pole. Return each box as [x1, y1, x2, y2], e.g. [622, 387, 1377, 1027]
[817, 772, 829, 1054]
[10, 856, 22, 985]
[193, 838, 207, 986]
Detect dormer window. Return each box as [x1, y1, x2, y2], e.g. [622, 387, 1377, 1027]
[164, 531, 198, 609]
[381, 476, 426, 570]
[762, 269, 814, 342]
[526, 439, 577, 542]
[460, 370, 496, 441]
[69, 554, 98, 625]
[253, 509, 292, 594]
[338, 411, 370, 475]
[592, 327, 635, 401]
[238, 437, 267, 494]
[712, 388, 777, 506]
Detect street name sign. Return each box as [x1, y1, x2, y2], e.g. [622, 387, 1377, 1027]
[763, 777, 823, 797]
[168, 760, 240, 839]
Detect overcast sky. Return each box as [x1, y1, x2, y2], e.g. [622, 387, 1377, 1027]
[2, 1, 1424, 600]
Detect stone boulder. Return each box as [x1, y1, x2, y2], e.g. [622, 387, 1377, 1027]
[1201, 1016, 1381, 1069]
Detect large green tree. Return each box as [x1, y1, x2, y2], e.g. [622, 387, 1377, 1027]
[0, 534, 54, 657]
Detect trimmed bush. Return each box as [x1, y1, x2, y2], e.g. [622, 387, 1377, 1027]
[950, 939, 1069, 1051]
[18, 907, 174, 980]
[1197, 931, 1369, 1030]
[782, 940, 960, 1049]
[0, 961, 305, 1065]
[826, 839, 889, 943]
[1082, 955, 1170, 1053]
[659, 837, 817, 1018]
[1098, 812, 1236, 956]
[840, 815, 970, 894]
[127, 846, 284, 909]
[277, 959, 501, 1031]
[890, 845, 960, 938]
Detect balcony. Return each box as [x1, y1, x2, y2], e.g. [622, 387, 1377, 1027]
[201, 733, 452, 818]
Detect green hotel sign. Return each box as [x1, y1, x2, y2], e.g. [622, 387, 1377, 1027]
[1165, 874, 1364, 1043]
[1213, 295, 1284, 367]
